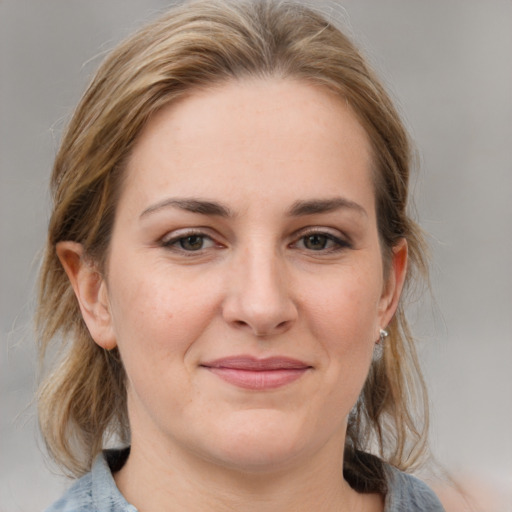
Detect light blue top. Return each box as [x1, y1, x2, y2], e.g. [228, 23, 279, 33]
[44, 450, 445, 511]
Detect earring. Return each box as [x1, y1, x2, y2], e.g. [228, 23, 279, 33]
[378, 328, 389, 344]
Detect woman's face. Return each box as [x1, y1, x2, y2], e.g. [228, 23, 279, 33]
[78, 79, 406, 472]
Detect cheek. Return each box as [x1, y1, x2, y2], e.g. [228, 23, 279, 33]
[307, 273, 382, 346]
[105, 265, 223, 429]
[106, 260, 220, 375]
[304, 270, 382, 389]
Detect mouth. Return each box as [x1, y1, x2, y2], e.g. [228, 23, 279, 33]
[200, 356, 312, 390]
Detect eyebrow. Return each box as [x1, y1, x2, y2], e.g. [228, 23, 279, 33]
[139, 196, 367, 219]
[287, 197, 367, 217]
[140, 198, 233, 219]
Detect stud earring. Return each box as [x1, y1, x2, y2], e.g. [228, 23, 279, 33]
[378, 328, 389, 344]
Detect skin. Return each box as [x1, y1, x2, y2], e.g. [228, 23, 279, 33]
[58, 78, 407, 512]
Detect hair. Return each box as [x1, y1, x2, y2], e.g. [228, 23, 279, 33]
[37, 0, 430, 493]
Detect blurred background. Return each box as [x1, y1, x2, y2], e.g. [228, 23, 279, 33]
[1, 1, 511, 510]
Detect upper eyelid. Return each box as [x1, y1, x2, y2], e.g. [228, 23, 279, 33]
[161, 227, 215, 241]
[292, 226, 350, 240]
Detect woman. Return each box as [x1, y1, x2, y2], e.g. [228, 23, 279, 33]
[37, 1, 445, 510]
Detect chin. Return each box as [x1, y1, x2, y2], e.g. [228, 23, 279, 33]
[192, 410, 320, 473]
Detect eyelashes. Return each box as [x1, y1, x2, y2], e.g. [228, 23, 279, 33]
[161, 230, 218, 253]
[163, 234, 214, 251]
[160, 227, 352, 256]
[292, 231, 351, 252]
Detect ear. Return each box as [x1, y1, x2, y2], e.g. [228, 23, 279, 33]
[377, 238, 408, 332]
[56, 241, 117, 350]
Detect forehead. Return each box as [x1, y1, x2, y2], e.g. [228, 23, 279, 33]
[122, 78, 375, 214]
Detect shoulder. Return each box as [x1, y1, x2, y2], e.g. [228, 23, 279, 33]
[43, 472, 94, 512]
[384, 465, 446, 512]
[43, 450, 136, 512]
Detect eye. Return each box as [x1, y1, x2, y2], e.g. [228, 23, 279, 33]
[177, 235, 208, 251]
[161, 232, 216, 252]
[294, 230, 351, 252]
[302, 233, 331, 251]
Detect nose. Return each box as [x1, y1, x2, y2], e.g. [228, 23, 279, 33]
[222, 246, 298, 337]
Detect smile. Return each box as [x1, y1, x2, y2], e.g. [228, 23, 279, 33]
[200, 356, 312, 390]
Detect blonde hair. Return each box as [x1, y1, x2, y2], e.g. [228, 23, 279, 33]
[37, 0, 429, 491]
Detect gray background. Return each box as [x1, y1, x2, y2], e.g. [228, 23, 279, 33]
[1, 1, 511, 510]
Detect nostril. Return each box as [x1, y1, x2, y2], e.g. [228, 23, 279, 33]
[222, 287, 298, 337]
[256, 321, 291, 337]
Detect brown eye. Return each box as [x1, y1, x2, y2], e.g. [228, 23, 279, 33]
[161, 231, 219, 254]
[303, 234, 329, 250]
[294, 230, 351, 253]
[178, 235, 205, 251]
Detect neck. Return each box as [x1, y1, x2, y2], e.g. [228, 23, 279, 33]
[114, 434, 382, 512]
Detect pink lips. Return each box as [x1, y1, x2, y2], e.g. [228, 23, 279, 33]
[200, 356, 311, 390]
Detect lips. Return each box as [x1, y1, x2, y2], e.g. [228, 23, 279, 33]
[200, 356, 312, 390]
